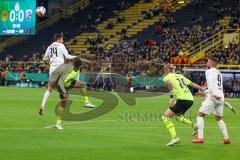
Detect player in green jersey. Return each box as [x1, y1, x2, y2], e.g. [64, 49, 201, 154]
[162, 64, 205, 146]
[50, 59, 95, 129]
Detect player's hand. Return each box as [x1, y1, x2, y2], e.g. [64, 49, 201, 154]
[204, 95, 208, 100]
[76, 55, 81, 59]
[169, 98, 176, 106]
[200, 86, 207, 93]
[213, 95, 222, 101]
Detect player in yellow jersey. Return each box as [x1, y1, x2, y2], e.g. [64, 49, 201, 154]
[162, 64, 205, 146]
[50, 59, 95, 129]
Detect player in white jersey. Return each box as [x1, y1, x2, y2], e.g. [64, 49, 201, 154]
[39, 34, 76, 115]
[44, 35, 76, 76]
[192, 56, 231, 144]
[39, 34, 95, 115]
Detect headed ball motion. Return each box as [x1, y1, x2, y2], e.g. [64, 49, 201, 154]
[36, 6, 46, 17]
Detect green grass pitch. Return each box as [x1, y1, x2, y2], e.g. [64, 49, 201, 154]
[0, 86, 240, 160]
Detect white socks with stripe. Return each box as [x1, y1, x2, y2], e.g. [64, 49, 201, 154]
[41, 90, 50, 109]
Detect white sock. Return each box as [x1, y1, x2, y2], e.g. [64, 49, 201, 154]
[41, 90, 50, 109]
[197, 116, 204, 139]
[217, 120, 229, 139]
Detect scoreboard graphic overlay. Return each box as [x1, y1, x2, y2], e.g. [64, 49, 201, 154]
[0, 0, 36, 35]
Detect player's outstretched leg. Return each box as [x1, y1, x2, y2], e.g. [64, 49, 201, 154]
[39, 82, 54, 115]
[55, 98, 67, 130]
[80, 87, 96, 108]
[192, 112, 205, 143]
[162, 109, 180, 146]
[215, 116, 230, 144]
[224, 101, 236, 114]
[39, 90, 51, 115]
[74, 81, 96, 108]
[175, 115, 193, 127]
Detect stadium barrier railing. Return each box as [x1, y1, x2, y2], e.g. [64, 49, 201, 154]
[4, 71, 166, 91]
[187, 29, 240, 63]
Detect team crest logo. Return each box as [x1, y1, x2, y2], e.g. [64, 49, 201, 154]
[15, 2, 20, 12]
[26, 9, 32, 21]
[1, 10, 8, 22]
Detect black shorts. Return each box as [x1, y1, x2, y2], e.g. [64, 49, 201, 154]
[169, 100, 193, 115]
[57, 80, 76, 99]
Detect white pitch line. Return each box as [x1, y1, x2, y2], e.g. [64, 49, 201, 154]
[44, 119, 117, 129]
[0, 126, 239, 130]
[49, 126, 240, 130]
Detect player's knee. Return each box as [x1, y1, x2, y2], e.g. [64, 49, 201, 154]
[164, 109, 174, 118]
[48, 87, 52, 92]
[215, 115, 222, 121]
[48, 81, 55, 90]
[60, 98, 68, 107]
[163, 112, 168, 117]
[197, 112, 205, 117]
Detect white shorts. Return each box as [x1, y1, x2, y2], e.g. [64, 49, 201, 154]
[199, 97, 224, 116]
[49, 65, 60, 77]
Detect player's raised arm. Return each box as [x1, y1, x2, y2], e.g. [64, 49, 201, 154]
[62, 45, 77, 59]
[183, 76, 205, 93]
[190, 82, 205, 93]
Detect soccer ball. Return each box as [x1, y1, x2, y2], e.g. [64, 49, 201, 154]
[36, 6, 46, 17]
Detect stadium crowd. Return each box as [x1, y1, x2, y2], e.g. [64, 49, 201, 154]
[1, 0, 240, 95]
[224, 78, 240, 98]
[1, 14, 240, 75]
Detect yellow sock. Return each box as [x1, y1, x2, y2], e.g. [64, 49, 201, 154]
[83, 96, 89, 104]
[80, 87, 89, 103]
[162, 116, 177, 139]
[56, 116, 62, 124]
[175, 115, 193, 126]
[56, 106, 64, 124]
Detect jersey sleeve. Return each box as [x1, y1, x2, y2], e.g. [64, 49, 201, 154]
[163, 75, 169, 83]
[62, 45, 77, 59]
[183, 76, 192, 86]
[43, 47, 50, 61]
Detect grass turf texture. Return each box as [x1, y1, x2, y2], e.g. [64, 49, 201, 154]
[0, 86, 240, 160]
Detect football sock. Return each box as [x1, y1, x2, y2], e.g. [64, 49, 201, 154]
[56, 106, 65, 124]
[197, 116, 204, 139]
[175, 115, 193, 126]
[41, 90, 50, 109]
[80, 88, 89, 103]
[217, 120, 229, 139]
[83, 96, 89, 104]
[56, 116, 62, 124]
[162, 116, 177, 139]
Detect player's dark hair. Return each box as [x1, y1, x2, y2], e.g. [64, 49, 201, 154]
[54, 33, 63, 41]
[73, 59, 82, 68]
[208, 55, 218, 63]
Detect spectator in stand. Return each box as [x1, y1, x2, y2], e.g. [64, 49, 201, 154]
[106, 21, 114, 29]
[58, 4, 65, 15]
[1, 69, 6, 86]
[163, 0, 170, 14]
